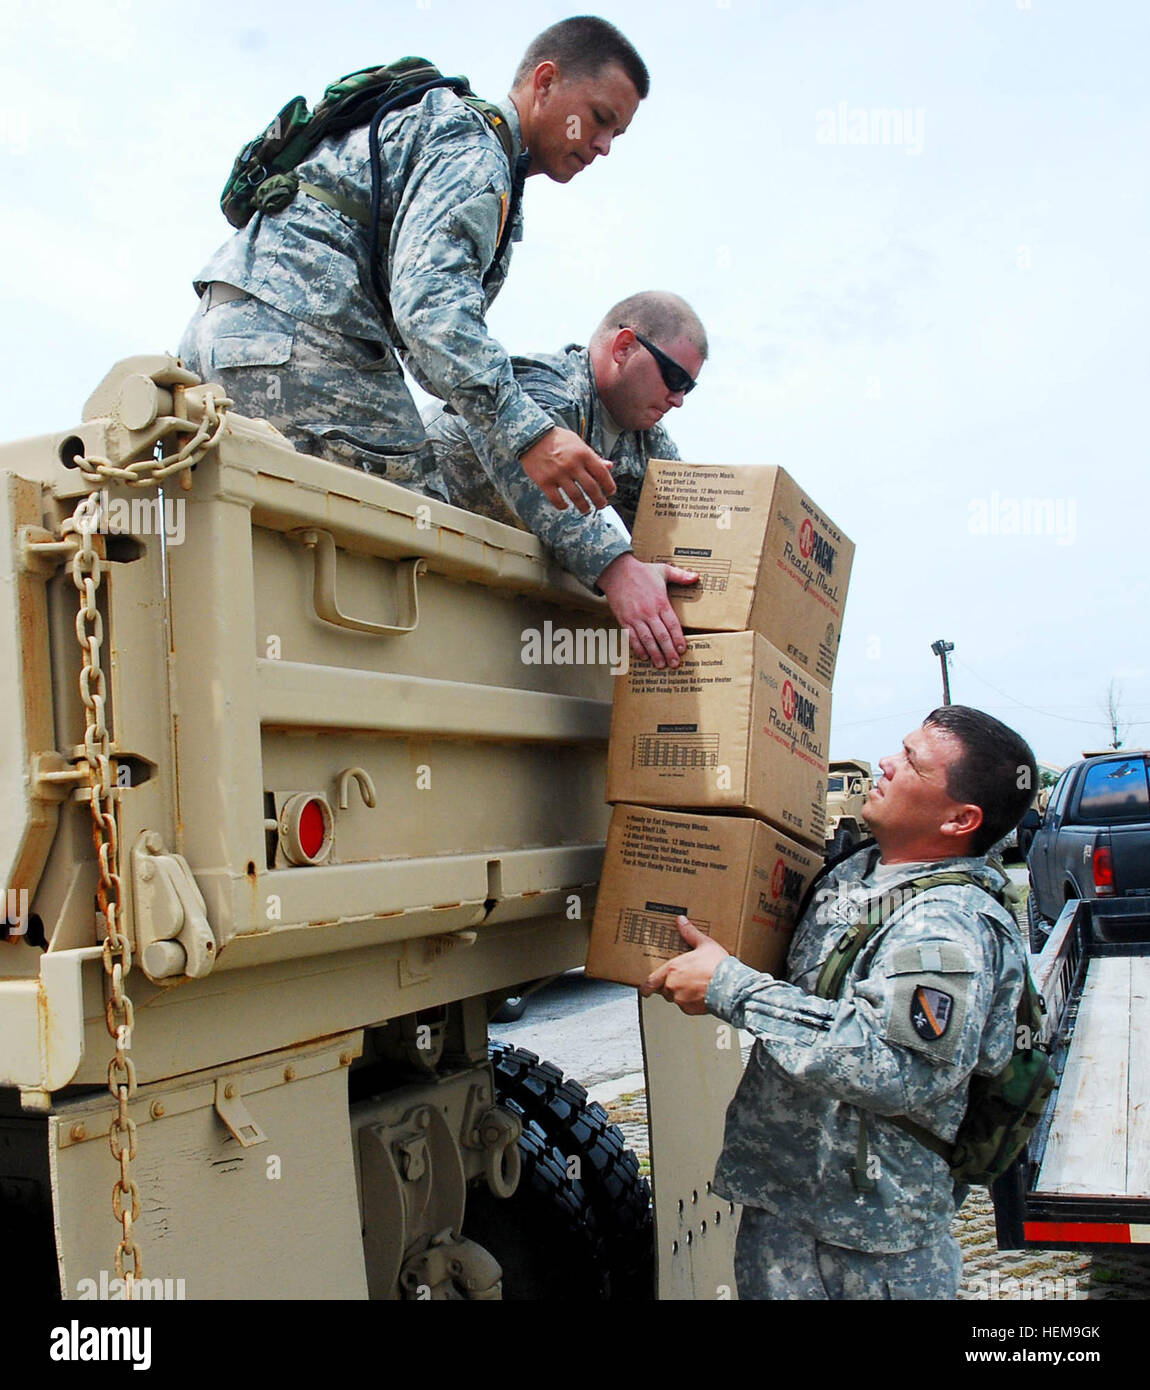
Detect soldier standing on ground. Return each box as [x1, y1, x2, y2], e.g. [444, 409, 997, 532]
[643, 706, 1036, 1300]
[424, 290, 707, 668]
[179, 16, 647, 510]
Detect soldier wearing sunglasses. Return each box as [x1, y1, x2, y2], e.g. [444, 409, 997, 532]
[423, 290, 707, 668]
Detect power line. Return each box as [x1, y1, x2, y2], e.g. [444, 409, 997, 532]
[950, 657, 1138, 730]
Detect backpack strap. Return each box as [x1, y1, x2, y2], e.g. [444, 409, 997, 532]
[813, 865, 1000, 1002]
[298, 181, 372, 226]
[815, 866, 1005, 1002]
[364, 83, 518, 307]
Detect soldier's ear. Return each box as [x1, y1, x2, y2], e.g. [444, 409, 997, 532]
[611, 327, 637, 364]
[941, 803, 982, 840]
[532, 61, 559, 103]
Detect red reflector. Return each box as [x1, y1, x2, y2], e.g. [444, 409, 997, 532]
[298, 799, 327, 859]
[1093, 846, 1115, 895]
[277, 792, 334, 866]
[1024, 1220, 1130, 1244]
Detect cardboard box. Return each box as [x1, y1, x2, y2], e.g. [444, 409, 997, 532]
[630, 461, 854, 685]
[607, 631, 830, 848]
[587, 804, 823, 987]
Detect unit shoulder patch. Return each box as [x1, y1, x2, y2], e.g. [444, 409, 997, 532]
[884, 946, 975, 1063]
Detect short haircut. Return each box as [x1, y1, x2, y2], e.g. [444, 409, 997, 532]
[924, 705, 1038, 856]
[513, 16, 650, 99]
[593, 290, 709, 358]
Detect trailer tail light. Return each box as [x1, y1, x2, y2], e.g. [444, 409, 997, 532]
[1093, 846, 1115, 896]
[278, 793, 334, 866]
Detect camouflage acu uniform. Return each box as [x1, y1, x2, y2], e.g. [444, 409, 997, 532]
[179, 89, 554, 497]
[704, 843, 1027, 1299]
[423, 345, 679, 589]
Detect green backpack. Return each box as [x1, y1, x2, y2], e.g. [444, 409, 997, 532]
[814, 862, 1056, 1187]
[219, 58, 518, 303]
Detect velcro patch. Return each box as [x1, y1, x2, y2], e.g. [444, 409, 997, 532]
[885, 954, 973, 1064]
[910, 986, 953, 1040]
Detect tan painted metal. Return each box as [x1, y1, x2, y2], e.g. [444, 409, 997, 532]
[641, 994, 744, 1298]
[1, 356, 753, 1299]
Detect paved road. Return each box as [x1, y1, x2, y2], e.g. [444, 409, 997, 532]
[493, 864, 1150, 1300]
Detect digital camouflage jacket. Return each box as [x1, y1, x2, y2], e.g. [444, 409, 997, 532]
[705, 844, 1027, 1252]
[423, 344, 680, 589]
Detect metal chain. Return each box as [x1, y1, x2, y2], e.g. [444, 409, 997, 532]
[77, 385, 231, 488]
[61, 492, 142, 1296]
[54, 381, 230, 1296]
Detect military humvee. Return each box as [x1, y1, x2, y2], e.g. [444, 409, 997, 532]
[0, 357, 744, 1301]
[823, 759, 873, 858]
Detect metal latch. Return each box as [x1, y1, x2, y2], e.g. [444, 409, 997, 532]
[213, 1080, 268, 1148]
[132, 832, 217, 980]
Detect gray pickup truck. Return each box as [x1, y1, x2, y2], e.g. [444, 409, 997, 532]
[1026, 750, 1150, 950]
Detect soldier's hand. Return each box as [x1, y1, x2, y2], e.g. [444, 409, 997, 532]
[640, 917, 729, 1015]
[597, 555, 697, 669]
[520, 427, 616, 513]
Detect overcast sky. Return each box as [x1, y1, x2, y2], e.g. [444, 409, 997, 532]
[2, 0, 1147, 773]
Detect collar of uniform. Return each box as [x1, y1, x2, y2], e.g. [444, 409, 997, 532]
[859, 851, 1001, 898]
[496, 96, 524, 163]
[573, 345, 606, 454]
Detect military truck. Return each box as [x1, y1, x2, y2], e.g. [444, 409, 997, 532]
[0, 357, 745, 1301]
[823, 758, 873, 859]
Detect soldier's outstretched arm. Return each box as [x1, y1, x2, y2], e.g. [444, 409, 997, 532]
[387, 115, 612, 510]
[648, 907, 1022, 1115]
[711, 906, 1022, 1115]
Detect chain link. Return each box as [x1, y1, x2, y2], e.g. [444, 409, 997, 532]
[59, 492, 142, 1296]
[76, 386, 231, 489]
[53, 380, 229, 1296]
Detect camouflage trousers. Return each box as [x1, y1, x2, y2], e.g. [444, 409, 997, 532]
[178, 286, 448, 500]
[734, 1206, 963, 1300]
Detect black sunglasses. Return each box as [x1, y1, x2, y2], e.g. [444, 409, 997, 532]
[622, 327, 697, 395]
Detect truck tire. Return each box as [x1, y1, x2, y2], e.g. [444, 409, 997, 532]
[463, 1116, 608, 1300]
[829, 826, 857, 860]
[466, 1043, 654, 1300]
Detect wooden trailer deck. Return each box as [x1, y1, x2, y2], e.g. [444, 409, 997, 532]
[1033, 953, 1150, 1198]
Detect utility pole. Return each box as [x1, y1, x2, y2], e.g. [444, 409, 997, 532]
[930, 639, 954, 706]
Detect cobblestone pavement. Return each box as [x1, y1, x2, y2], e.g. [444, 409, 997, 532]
[602, 1093, 1150, 1300]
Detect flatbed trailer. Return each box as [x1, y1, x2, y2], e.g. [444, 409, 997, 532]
[994, 896, 1150, 1250]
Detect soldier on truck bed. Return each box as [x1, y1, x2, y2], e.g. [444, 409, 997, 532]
[179, 17, 646, 517]
[424, 291, 708, 671]
[643, 705, 1036, 1301]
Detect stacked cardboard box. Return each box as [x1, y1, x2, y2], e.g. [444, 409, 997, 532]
[588, 463, 854, 988]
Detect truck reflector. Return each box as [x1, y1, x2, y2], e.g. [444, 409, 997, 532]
[278, 793, 334, 865]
